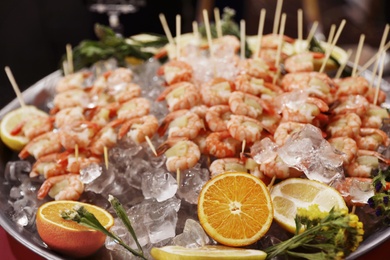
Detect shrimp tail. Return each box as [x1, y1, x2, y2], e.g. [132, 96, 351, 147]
[37, 180, 53, 200]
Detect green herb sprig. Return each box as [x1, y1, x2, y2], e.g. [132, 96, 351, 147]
[264, 205, 364, 260]
[61, 195, 147, 259]
[65, 24, 167, 72]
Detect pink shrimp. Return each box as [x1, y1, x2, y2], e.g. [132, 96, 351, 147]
[345, 150, 390, 178]
[205, 131, 240, 158]
[284, 52, 325, 73]
[226, 115, 264, 143]
[273, 122, 306, 146]
[201, 77, 235, 106]
[234, 74, 283, 98]
[88, 119, 124, 155]
[334, 76, 370, 98]
[157, 60, 193, 85]
[211, 35, 240, 58]
[334, 177, 374, 207]
[328, 137, 358, 166]
[156, 137, 201, 172]
[117, 98, 151, 120]
[237, 58, 275, 82]
[330, 95, 370, 117]
[37, 174, 84, 201]
[364, 87, 387, 105]
[156, 81, 201, 112]
[55, 71, 92, 93]
[258, 49, 289, 68]
[205, 105, 232, 132]
[111, 82, 141, 103]
[118, 115, 158, 144]
[260, 154, 303, 179]
[229, 91, 273, 119]
[356, 128, 390, 151]
[52, 89, 90, 111]
[361, 104, 389, 128]
[58, 121, 101, 150]
[281, 72, 336, 104]
[157, 109, 204, 139]
[209, 158, 247, 177]
[326, 113, 362, 139]
[54, 106, 85, 129]
[260, 34, 295, 50]
[18, 131, 63, 160]
[10, 114, 54, 141]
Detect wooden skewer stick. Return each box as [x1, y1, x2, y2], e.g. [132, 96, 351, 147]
[66, 44, 74, 75]
[145, 136, 157, 156]
[159, 13, 175, 47]
[273, 13, 287, 85]
[176, 168, 181, 187]
[255, 9, 266, 58]
[351, 205, 356, 215]
[241, 140, 246, 157]
[214, 7, 222, 38]
[104, 146, 109, 170]
[335, 49, 353, 79]
[4, 66, 26, 107]
[240, 19, 246, 60]
[373, 52, 386, 106]
[327, 24, 336, 47]
[305, 21, 318, 50]
[203, 9, 214, 61]
[370, 24, 389, 87]
[351, 34, 365, 77]
[297, 9, 303, 42]
[192, 21, 199, 39]
[357, 41, 390, 76]
[75, 144, 79, 162]
[319, 19, 346, 73]
[272, 0, 284, 35]
[268, 176, 276, 192]
[176, 14, 181, 59]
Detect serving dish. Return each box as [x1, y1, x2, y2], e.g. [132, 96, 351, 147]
[1, 63, 390, 259]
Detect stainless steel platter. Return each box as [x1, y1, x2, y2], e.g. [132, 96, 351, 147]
[1, 69, 390, 260]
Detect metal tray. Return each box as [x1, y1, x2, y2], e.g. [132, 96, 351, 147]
[1, 70, 390, 260]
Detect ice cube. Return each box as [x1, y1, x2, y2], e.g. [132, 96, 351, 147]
[172, 219, 210, 248]
[141, 168, 178, 202]
[4, 161, 31, 183]
[251, 138, 278, 164]
[278, 124, 344, 184]
[176, 165, 209, 205]
[80, 163, 102, 184]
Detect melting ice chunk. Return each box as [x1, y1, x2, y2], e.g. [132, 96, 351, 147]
[278, 124, 344, 184]
[250, 137, 278, 164]
[141, 168, 178, 202]
[173, 219, 210, 248]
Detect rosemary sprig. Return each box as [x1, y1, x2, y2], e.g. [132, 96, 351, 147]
[264, 205, 364, 260]
[61, 197, 146, 259]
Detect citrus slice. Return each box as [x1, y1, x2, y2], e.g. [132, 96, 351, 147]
[270, 178, 348, 233]
[0, 106, 49, 151]
[198, 172, 273, 247]
[151, 245, 267, 260]
[36, 200, 114, 258]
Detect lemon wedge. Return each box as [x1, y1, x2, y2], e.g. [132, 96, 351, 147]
[151, 245, 267, 260]
[0, 106, 49, 151]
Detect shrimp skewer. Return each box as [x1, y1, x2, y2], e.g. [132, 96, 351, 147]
[37, 174, 84, 201]
[118, 115, 159, 144]
[205, 131, 240, 158]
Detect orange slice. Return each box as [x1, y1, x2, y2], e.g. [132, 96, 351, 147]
[197, 172, 273, 247]
[36, 200, 114, 258]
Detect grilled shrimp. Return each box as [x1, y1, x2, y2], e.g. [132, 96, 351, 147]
[19, 131, 63, 160]
[89, 119, 124, 155]
[209, 158, 247, 177]
[10, 114, 54, 141]
[54, 106, 85, 129]
[326, 113, 362, 139]
[284, 52, 325, 73]
[229, 91, 273, 119]
[117, 98, 151, 120]
[58, 121, 100, 150]
[55, 71, 91, 93]
[273, 122, 306, 146]
[157, 60, 193, 85]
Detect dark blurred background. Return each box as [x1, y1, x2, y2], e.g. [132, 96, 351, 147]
[0, 0, 389, 107]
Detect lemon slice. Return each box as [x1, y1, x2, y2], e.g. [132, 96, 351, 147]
[270, 178, 347, 233]
[151, 245, 267, 260]
[0, 106, 49, 151]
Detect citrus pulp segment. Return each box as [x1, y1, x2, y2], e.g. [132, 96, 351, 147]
[270, 178, 348, 233]
[198, 172, 273, 247]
